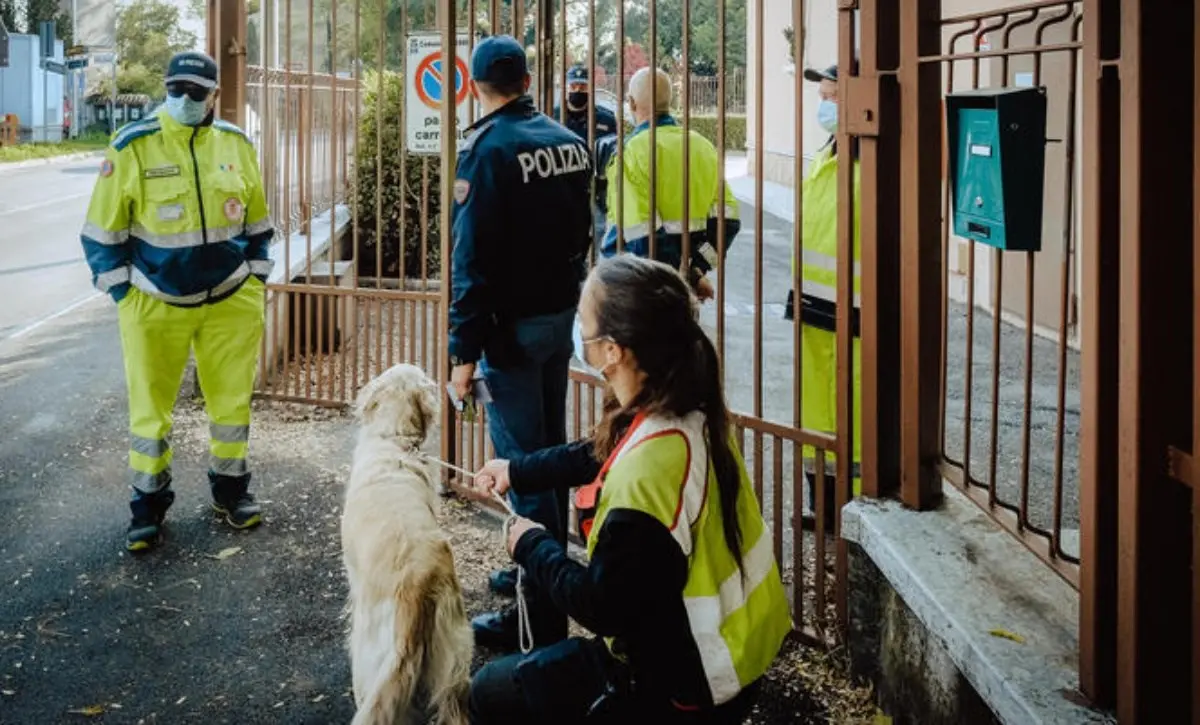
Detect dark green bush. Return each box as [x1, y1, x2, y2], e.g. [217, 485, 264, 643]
[351, 70, 443, 280]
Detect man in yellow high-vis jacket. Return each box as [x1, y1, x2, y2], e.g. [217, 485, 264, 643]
[598, 67, 741, 299]
[787, 64, 862, 526]
[80, 51, 275, 552]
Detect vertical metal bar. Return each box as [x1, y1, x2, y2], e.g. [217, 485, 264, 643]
[772, 436, 784, 571]
[1052, 17, 1084, 557]
[587, 0, 596, 266]
[715, 0, 727, 359]
[752, 0, 763, 420]
[439, 0, 457, 484]
[514, 0, 524, 40]
[648, 0, 658, 261]
[898, 0, 943, 510]
[490, 0, 499, 32]
[615, 0, 625, 253]
[791, 0, 803, 436]
[814, 448, 828, 631]
[680, 0, 691, 272]
[833, 0, 855, 630]
[856, 0, 901, 499]
[1194, 3, 1200, 716]
[306, 0, 315, 282]
[558, 0, 566, 125]
[791, 442, 805, 629]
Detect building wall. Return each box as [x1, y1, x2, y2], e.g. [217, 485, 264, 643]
[0, 34, 65, 141]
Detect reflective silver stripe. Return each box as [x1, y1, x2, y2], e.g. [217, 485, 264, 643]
[96, 266, 131, 292]
[248, 259, 275, 277]
[661, 219, 709, 234]
[112, 120, 160, 148]
[708, 203, 740, 220]
[802, 280, 862, 308]
[210, 423, 250, 443]
[210, 456, 248, 476]
[131, 223, 243, 249]
[131, 262, 250, 305]
[801, 249, 862, 276]
[245, 217, 274, 237]
[131, 435, 169, 458]
[620, 222, 654, 240]
[131, 470, 171, 494]
[82, 222, 129, 246]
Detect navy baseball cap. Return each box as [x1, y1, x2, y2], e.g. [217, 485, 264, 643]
[470, 35, 527, 85]
[166, 51, 219, 89]
[567, 64, 589, 83]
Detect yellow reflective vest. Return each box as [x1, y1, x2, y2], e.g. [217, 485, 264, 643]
[80, 108, 275, 306]
[796, 144, 862, 487]
[600, 115, 741, 275]
[587, 412, 793, 706]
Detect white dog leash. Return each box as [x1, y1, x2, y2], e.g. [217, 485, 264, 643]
[416, 453, 535, 655]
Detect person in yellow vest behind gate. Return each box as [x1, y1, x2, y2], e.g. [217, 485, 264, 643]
[79, 51, 275, 553]
[784, 63, 863, 527]
[468, 255, 792, 723]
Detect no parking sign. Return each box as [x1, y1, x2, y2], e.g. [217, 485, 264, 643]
[406, 32, 476, 155]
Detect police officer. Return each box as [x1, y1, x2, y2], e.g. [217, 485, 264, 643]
[448, 35, 593, 651]
[601, 67, 741, 301]
[553, 64, 618, 247]
[80, 51, 274, 552]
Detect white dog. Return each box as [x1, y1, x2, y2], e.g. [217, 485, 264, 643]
[342, 363, 473, 725]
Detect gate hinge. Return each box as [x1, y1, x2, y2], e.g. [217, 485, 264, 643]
[1167, 446, 1194, 489]
[844, 74, 880, 138]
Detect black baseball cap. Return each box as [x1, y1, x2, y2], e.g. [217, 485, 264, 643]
[567, 64, 589, 83]
[470, 35, 527, 85]
[803, 64, 838, 83]
[166, 51, 219, 89]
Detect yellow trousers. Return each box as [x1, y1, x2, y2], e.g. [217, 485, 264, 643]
[117, 277, 265, 493]
[800, 323, 863, 496]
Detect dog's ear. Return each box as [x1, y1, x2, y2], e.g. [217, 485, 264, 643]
[409, 377, 441, 441]
[355, 376, 384, 424]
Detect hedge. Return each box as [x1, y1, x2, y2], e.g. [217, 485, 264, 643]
[350, 70, 443, 281]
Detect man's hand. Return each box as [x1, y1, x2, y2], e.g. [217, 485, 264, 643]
[505, 516, 545, 557]
[695, 275, 715, 302]
[472, 459, 512, 500]
[450, 362, 477, 402]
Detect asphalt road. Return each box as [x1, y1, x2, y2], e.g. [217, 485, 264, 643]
[0, 156, 104, 342]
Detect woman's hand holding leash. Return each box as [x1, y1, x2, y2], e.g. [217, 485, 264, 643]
[472, 459, 512, 499]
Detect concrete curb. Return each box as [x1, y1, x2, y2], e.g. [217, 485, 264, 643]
[0, 150, 104, 174]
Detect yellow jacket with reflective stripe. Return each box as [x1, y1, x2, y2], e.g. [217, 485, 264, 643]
[587, 412, 793, 706]
[80, 108, 275, 306]
[796, 143, 862, 481]
[601, 115, 741, 273]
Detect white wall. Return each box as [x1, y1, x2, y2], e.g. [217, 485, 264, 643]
[0, 34, 65, 140]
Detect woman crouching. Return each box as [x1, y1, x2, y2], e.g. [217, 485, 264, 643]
[468, 254, 793, 724]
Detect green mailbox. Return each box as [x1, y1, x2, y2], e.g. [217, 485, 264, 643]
[945, 86, 1048, 252]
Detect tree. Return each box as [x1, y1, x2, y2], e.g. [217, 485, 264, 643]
[115, 0, 198, 97]
[22, 0, 73, 46]
[0, 1, 18, 34]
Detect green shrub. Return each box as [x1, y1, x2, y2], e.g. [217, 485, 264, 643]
[350, 70, 442, 280]
[619, 114, 747, 151]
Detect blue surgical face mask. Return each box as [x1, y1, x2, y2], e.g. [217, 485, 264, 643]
[817, 99, 838, 134]
[165, 93, 210, 126]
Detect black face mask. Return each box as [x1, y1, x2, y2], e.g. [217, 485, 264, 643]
[567, 92, 589, 110]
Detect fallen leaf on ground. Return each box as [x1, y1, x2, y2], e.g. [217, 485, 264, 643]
[989, 628, 1026, 644]
[210, 547, 242, 560]
[873, 710, 893, 724]
[1, 690, 14, 696]
[66, 704, 105, 716]
[175, 696, 187, 705]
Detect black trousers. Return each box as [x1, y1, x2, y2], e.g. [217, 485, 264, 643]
[469, 637, 762, 725]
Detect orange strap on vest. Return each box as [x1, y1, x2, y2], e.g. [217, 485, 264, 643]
[575, 412, 647, 539]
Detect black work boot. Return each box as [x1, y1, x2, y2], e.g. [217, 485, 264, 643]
[127, 487, 176, 553]
[209, 472, 263, 530]
[488, 567, 518, 598]
[472, 604, 568, 653]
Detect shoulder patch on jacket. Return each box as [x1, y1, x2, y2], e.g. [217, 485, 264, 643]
[459, 119, 497, 155]
[213, 119, 252, 145]
[111, 119, 162, 151]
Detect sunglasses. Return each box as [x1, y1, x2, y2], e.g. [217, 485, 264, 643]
[166, 83, 212, 102]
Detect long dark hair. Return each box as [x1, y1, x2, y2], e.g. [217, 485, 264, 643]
[590, 255, 744, 570]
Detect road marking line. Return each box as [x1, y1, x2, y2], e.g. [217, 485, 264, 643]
[0, 192, 92, 218]
[3, 292, 103, 343]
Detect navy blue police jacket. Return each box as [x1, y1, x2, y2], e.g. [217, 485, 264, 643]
[553, 104, 618, 211]
[449, 95, 594, 365]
